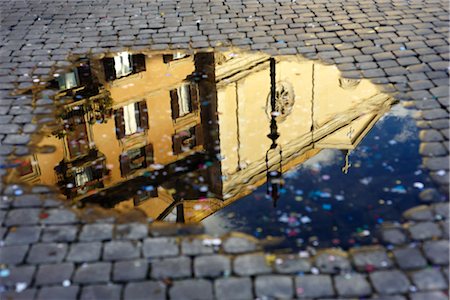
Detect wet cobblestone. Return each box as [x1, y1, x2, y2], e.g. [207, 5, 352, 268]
[0, 0, 449, 298]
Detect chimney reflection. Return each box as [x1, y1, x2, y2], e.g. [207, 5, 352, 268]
[11, 51, 395, 223]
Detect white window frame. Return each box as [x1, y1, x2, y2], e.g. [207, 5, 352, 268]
[114, 52, 133, 78]
[177, 84, 192, 117]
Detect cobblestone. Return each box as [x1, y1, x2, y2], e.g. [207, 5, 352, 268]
[0, 265, 35, 287]
[334, 273, 372, 297]
[103, 240, 141, 261]
[35, 263, 74, 286]
[169, 279, 213, 300]
[143, 237, 179, 258]
[295, 274, 335, 298]
[411, 268, 448, 291]
[274, 255, 311, 274]
[79, 223, 113, 242]
[36, 286, 79, 300]
[370, 270, 411, 295]
[392, 246, 428, 270]
[255, 275, 293, 299]
[41, 225, 78, 242]
[151, 256, 191, 279]
[113, 259, 148, 282]
[423, 240, 449, 265]
[73, 262, 112, 284]
[409, 291, 449, 300]
[66, 242, 102, 262]
[181, 236, 215, 256]
[233, 253, 272, 276]
[350, 246, 393, 271]
[27, 242, 68, 264]
[114, 222, 148, 240]
[315, 250, 351, 274]
[4, 226, 41, 245]
[194, 255, 231, 278]
[214, 277, 253, 300]
[0, 0, 449, 298]
[408, 221, 443, 240]
[0, 245, 29, 264]
[123, 281, 166, 300]
[222, 233, 259, 253]
[80, 284, 122, 300]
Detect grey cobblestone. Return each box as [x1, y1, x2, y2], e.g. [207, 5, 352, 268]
[181, 236, 215, 256]
[295, 274, 334, 298]
[423, 240, 449, 265]
[27, 242, 68, 264]
[40, 208, 77, 224]
[73, 262, 112, 284]
[222, 232, 260, 253]
[402, 205, 434, 221]
[350, 246, 393, 271]
[36, 286, 79, 300]
[0, 289, 37, 300]
[5, 209, 41, 226]
[66, 242, 102, 262]
[79, 224, 113, 242]
[143, 237, 179, 258]
[408, 221, 443, 240]
[80, 284, 122, 300]
[315, 250, 351, 274]
[334, 273, 372, 297]
[369, 270, 410, 295]
[392, 246, 428, 270]
[0, 245, 29, 264]
[114, 222, 148, 239]
[0, 1, 449, 299]
[103, 240, 141, 261]
[5, 226, 41, 245]
[169, 279, 213, 300]
[214, 277, 253, 300]
[233, 253, 272, 276]
[35, 262, 74, 286]
[274, 255, 311, 274]
[113, 259, 148, 282]
[194, 254, 231, 278]
[0, 265, 35, 287]
[124, 281, 166, 300]
[151, 256, 191, 279]
[41, 225, 78, 242]
[255, 275, 294, 299]
[411, 268, 448, 291]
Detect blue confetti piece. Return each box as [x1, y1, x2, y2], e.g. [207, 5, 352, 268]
[322, 204, 332, 210]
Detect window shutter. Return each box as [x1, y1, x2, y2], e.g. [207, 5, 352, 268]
[138, 100, 149, 130]
[119, 153, 131, 177]
[144, 144, 154, 166]
[132, 54, 146, 73]
[163, 54, 174, 64]
[170, 89, 180, 120]
[103, 57, 116, 81]
[190, 83, 199, 111]
[77, 62, 91, 86]
[114, 107, 125, 139]
[172, 134, 183, 155]
[195, 124, 203, 146]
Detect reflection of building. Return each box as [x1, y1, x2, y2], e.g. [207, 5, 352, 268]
[10, 52, 394, 223]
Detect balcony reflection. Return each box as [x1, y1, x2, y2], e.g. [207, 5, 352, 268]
[11, 51, 395, 223]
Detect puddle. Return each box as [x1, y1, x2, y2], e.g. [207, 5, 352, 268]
[6, 50, 444, 250]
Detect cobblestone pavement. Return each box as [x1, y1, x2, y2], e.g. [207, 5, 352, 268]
[0, 0, 449, 299]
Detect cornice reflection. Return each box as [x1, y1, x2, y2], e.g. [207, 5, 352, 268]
[10, 51, 395, 223]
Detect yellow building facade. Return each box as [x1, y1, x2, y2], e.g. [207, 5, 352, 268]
[9, 51, 395, 223]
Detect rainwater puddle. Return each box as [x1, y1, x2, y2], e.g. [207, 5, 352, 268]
[7, 50, 444, 250]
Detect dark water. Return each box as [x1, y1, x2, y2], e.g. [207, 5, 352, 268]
[8, 50, 444, 250]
